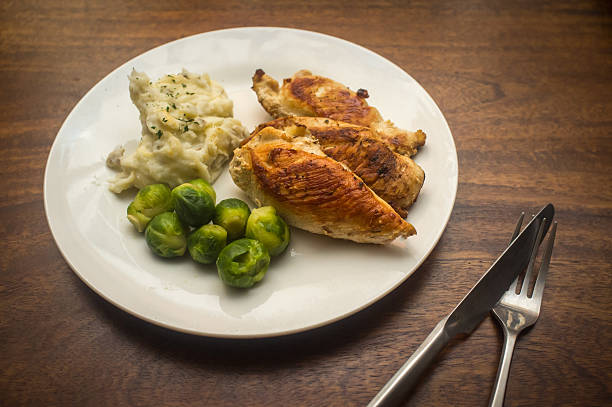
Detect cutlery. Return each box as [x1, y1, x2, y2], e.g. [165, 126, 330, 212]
[368, 204, 554, 407]
[488, 214, 557, 407]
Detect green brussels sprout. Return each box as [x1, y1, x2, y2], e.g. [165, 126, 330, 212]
[187, 224, 227, 264]
[213, 198, 251, 241]
[145, 212, 187, 258]
[171, 179, 216, 227]
[189, 178, 216, 203]
[216, 238, 270, 288]
[127, 184, 174, 232]
[245, 206, 290, 256]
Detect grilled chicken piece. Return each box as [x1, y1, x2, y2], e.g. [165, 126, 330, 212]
[252, 69, 426, 156]
[230, 126, 416, 244]
[249, 117, 425, 218]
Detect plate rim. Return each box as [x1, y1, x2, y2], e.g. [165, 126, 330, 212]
[43, 26, 458, 338]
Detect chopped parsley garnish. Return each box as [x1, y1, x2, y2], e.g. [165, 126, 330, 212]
[156, 130, 162, 138]
[162, 117, 167, 123]
[166, 106, 169, 112]
[182, 84, 186, 88]
[172, 103, 176, 109]
[184, 125, 188, 132]
[151, 125, 156, 129]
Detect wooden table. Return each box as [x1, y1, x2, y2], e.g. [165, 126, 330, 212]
[1, 1, 610, 405]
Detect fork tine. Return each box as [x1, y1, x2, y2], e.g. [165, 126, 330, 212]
[531, 221, 557, 305]
[519, 217, 549, 296]
[506, 212, 525, 294]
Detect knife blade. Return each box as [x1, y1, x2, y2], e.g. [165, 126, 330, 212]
[368, 203, 554, 407]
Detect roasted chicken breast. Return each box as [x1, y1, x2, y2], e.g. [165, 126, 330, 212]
[252, 69, 426, 156]
[230, 126, 416, 244]
[249, 117, 425, 218]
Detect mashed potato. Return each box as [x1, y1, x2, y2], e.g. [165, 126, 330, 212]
[107, 69, 248, 193]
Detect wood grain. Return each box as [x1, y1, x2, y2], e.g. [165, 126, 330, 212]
[1, 0, 611, 406]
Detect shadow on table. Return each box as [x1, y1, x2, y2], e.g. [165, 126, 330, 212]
[75, 241, 442, 371]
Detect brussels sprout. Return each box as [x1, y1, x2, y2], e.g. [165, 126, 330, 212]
[171, 179, 216, 227]
[188, 224, 227, 264]
[127, 184, 174, 232]
[145, 212, 187, 258]
[213, 198, 251, 241]
[189, 178, 216, 203]
[245, 206, 290, 256]
[216, 238, 270, 288]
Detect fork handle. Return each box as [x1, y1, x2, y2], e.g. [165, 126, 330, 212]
[368, 318, 450, 407]
[489, 329, 518, 407]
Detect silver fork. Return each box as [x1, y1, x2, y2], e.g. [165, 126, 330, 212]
[488, 213, 557, 407]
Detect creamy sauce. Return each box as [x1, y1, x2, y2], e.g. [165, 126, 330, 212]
[108, 69, 248, 193]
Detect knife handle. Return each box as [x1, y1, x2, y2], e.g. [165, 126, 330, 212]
[368, 318, 451, 407]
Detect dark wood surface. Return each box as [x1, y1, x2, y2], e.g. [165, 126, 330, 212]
[1, 1, 611, 406]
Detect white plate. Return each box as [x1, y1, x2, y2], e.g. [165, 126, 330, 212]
[44, 27, 457, 338]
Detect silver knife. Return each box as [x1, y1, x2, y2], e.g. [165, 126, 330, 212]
[368, 203, 554, 407]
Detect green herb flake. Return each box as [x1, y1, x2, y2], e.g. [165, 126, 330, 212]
[184, 125, 188, 132]
[166, 106, 169, 112]
[182, 84, 186, 88]
[172, 103, 176, 109]
[162, 117, 167, 123]
[156, 130, 163, 138]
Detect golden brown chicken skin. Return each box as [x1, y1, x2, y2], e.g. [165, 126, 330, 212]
[249, 117, 425, 218]
[230, 126, 416, 244]
[252, 69, 426, 156]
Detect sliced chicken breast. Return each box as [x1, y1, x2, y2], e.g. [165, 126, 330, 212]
[249, 117, 425, 218]
[230, 126, 416, 244]
[252, 69, 426, 156]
